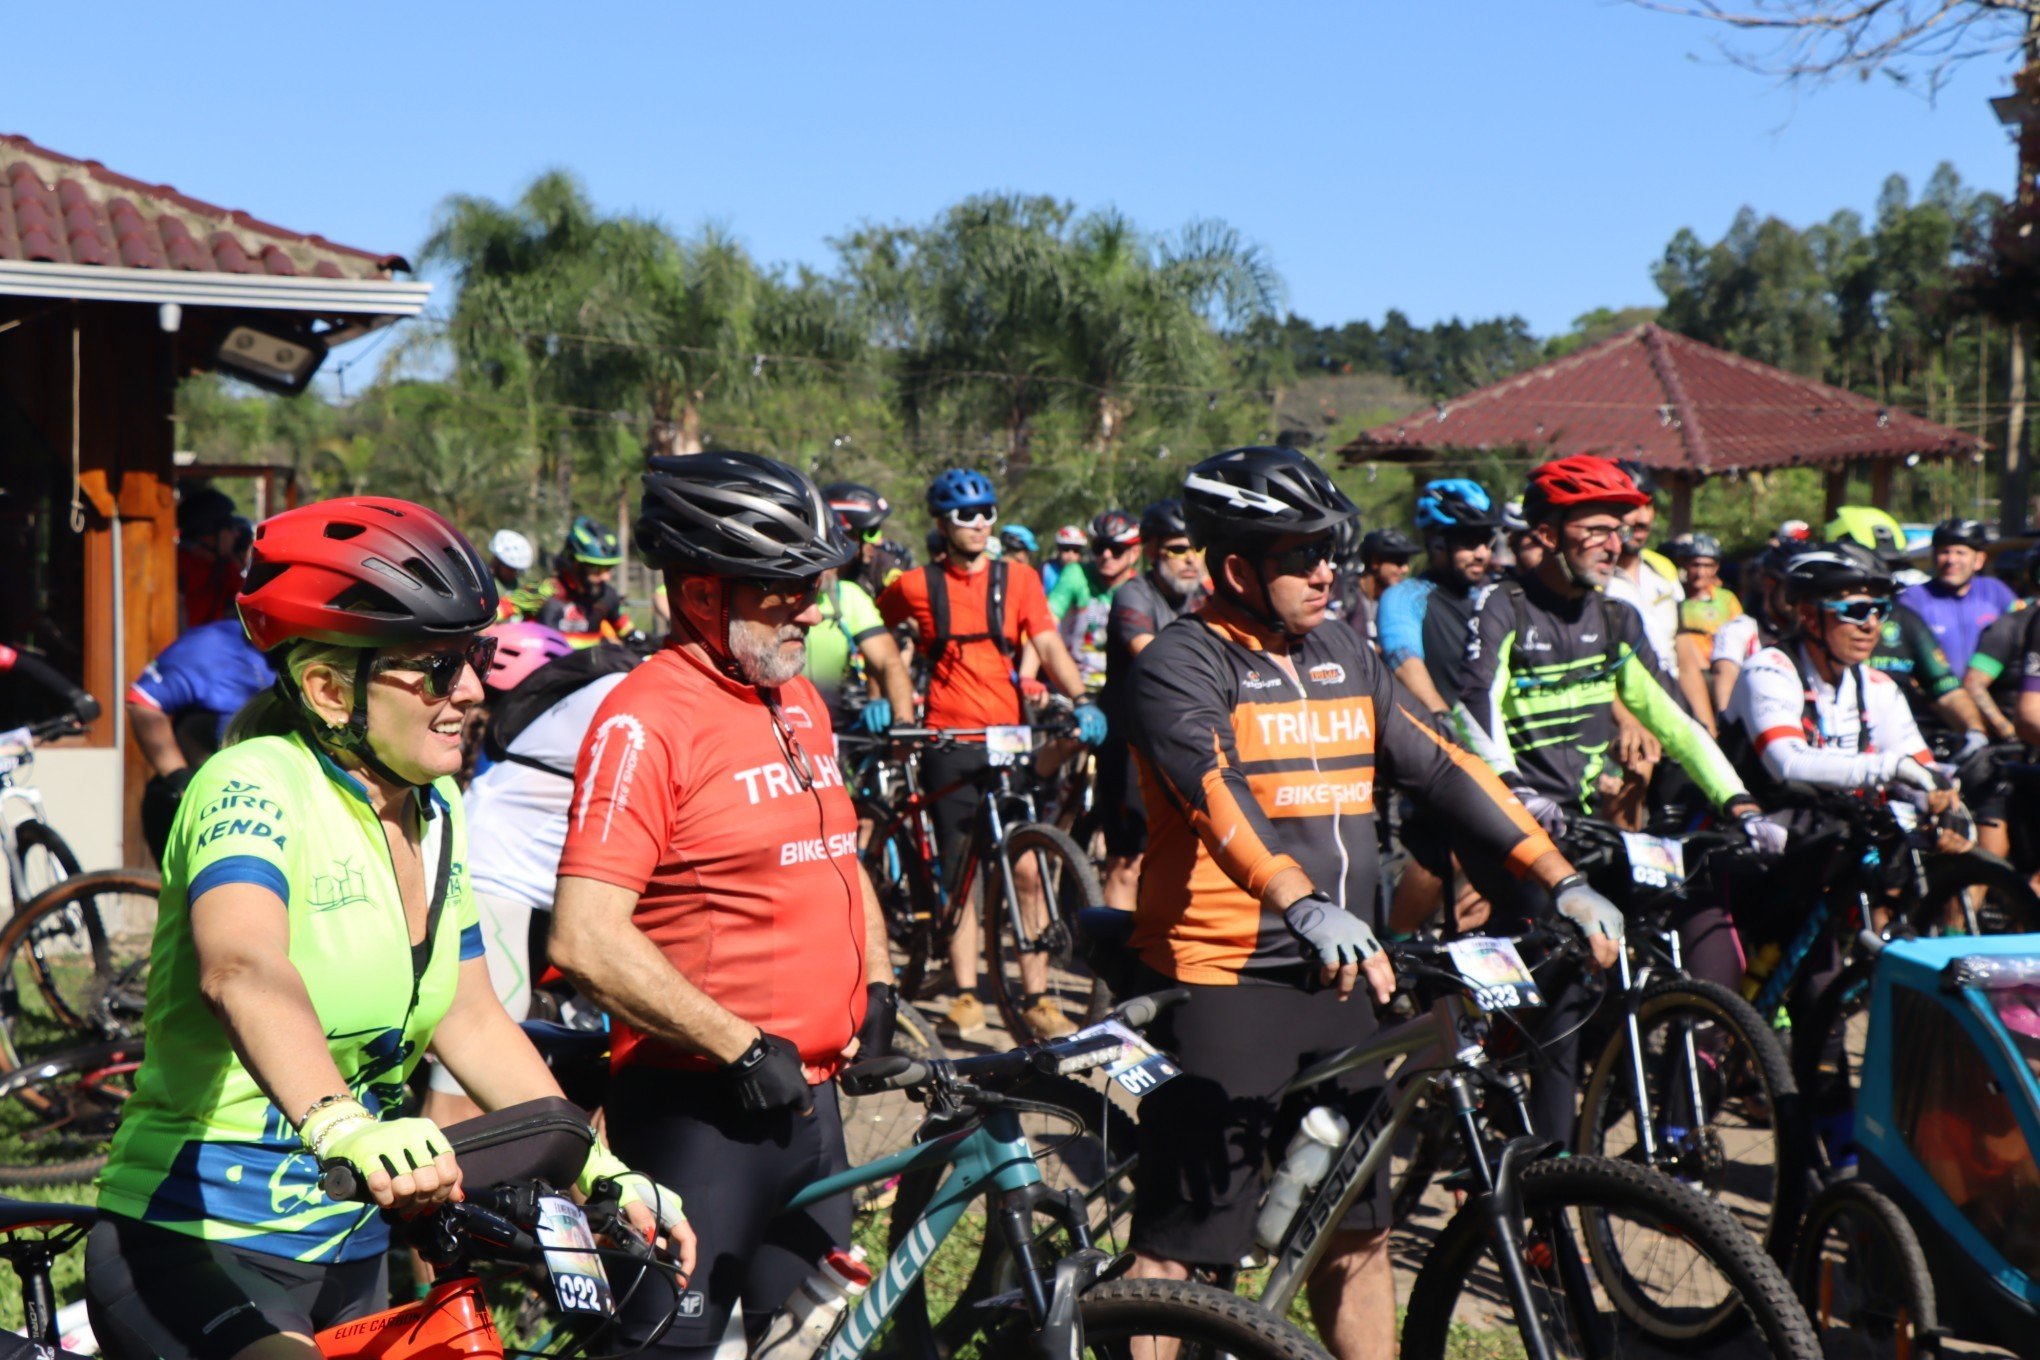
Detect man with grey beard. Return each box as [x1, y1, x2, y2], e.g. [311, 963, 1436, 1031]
[550, 452, 898, 1360]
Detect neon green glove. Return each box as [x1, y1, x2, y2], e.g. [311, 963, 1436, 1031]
[575, 1140, 640, 1205]
[319, 1114, 451, 1183]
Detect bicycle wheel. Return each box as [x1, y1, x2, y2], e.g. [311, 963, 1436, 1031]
[885, 1073, 1138, 1360]
[979, 1277, 1328, 1360]
[982, 823, 1107, 1041]
[1907, 850, 2040, 937]
[0, 870, 158, 1070]
[0, 1034, 140, 1186]
[1789, 1179, 1937, 1360]
[1576, 975, 1808, 1265]
[837, 1001, 947, 1210]
[1401, 1155, 1819, 1360]
[859, 798, 944, 1004]
[8, 821, 79, 908]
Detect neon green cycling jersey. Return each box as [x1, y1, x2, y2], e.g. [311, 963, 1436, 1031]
[96, 731, 482, 1263]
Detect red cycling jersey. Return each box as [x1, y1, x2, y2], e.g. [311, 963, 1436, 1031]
[556, 641, 868, 1080]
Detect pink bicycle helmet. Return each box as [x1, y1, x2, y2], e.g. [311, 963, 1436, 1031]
[483, 621, 572, 693]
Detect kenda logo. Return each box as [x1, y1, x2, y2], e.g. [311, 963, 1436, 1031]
[1254, 706, 1372, 748]
[575, 713, 648, 843]
[1273, 778, 1372, 808]
[732, 751, 844, 804]
[781, 831, 859, 865]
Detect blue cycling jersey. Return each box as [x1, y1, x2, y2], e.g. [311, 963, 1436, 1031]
[126, 619, 273, 742]
[1898, 575, 2017, 676]
[1377, 570, 1482, 700]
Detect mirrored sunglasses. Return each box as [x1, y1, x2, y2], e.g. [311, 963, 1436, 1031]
[373, 636, 499, 699]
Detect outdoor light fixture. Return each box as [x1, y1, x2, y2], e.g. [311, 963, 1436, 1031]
[211, 319, 328, 396]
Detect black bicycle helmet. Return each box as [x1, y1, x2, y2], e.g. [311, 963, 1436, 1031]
[1617, 459, 1660, 499]
[1090, 509, 1141, 552]
[1182, 446, 1358, 551]
[822, 481, 891, 534]
[1361, 528, 1420, 561]
[565, 515, 623, 567]
[1140, 498, 1189, 545]
[636, 452, 855, 581]
[1781, 542, 1896, 602]
[177, 485, 239, 539]
[1932, 517, 1992, 551]
[1331, 515, 1363, 567]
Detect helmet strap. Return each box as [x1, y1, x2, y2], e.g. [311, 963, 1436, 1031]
[1217, 549, 1307, 647]
[278, 650, 424, 791]
[673, 577, 752, 685]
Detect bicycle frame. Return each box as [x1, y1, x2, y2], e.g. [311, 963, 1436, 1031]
[316, 1275, 505, 1359]
[783, 1107, 1059, 1360]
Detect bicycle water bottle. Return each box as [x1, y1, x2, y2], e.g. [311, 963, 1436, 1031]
[1253, 1106, 1350, 1252]
[751, 1247, 872, 1360]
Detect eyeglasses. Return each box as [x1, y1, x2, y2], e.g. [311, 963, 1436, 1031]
[1264, 539, 1335, 577]
[945, 507, 998, 529]
[1158, 543, 1198, 560]
[746, 576, 824, 610]
[1821, 596, 1893, 626]
[1567, 522, 1627, 545]
[373, 636, 499, 700]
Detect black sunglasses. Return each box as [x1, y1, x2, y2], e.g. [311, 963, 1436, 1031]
[373, 636, 499, 699]
[744, 576, 824, 609]
[1264, 539, 1335, 578]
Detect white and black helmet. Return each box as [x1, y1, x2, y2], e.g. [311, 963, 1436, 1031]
[636, 452, 856, 580]
[1181, 446, 1358, 552]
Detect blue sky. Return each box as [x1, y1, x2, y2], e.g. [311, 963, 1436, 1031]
[6, 1, 2025, 336]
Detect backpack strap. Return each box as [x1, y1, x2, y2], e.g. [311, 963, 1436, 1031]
[925, 561, 1013, 666]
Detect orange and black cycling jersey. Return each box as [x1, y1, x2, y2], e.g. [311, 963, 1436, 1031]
[1127, 595, 1557, 986]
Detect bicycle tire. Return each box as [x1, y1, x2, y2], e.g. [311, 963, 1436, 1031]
[982, 822, 1108, 1041]
[1909, 850, 2040, 937]
[0, 1034, 140, 1186]
[1400, 1155, 1819, 1360]
[0, 870, 158, 1070]
[858, 797, 944, 1004]
[979, 1277, 1329, 1360]
[1788, 1178, 1937, 1359]
[885, 1072, 1139, 1360]
[8, 820, 80, 909]
[1576, 974, 1808, 1266]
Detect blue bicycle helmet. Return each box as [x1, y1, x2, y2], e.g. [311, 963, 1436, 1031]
[1415, 479, 1499, 531]
[927, 468, 998, 514]
[1000, 525, 1039, 555]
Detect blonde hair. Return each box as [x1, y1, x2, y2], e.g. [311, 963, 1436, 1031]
[223, 641, 364, 746]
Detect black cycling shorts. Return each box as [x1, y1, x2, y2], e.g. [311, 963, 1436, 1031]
[605, 1067, 852, 1358]
[1130, 969, 1391, 1268]
[922, 742, 995, 896]
[85, 1214, 387, 1360]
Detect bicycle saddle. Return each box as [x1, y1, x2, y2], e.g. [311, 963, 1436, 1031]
[0, 1198, 96, 1232]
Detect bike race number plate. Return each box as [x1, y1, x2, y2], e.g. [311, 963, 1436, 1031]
[1444, 937, 1543, 1011]
[984, 725, 1032, 767]
[536, 1195, 615, 1317]
[1067, 1018, 1182, 1099]
[1620, 832, 1686, 890]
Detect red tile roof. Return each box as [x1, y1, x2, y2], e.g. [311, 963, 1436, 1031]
[0, 133, 407, 281]
[1339, 324, 1982, 474]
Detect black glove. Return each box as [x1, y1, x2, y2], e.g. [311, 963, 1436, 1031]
[724, 1032, 813, 1115]
[141, 767, 197, 865]
[855, 983, 898, 1063]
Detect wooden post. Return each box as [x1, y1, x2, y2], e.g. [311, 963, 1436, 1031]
[1869, 459, 1895, 512]
[1666, 475, 1696, 535]
[1824, 466, 1851, 520]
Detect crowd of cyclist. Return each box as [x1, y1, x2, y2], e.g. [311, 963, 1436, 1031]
[66, 441, 2040, 1360]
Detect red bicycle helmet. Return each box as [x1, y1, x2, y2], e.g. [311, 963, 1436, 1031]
[1521, 456, 1648, 523]
[237, 497, 498, 654]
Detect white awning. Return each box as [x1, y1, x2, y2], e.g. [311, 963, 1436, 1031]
[0, 259, 431, 316]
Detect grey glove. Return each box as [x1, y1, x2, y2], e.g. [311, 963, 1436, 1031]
[1891, 755, 1943, 794]
[1955, 728, 1991, 762]
[1282, 894, 1383, 970]
[1553, 875, 1625, 945]
[1510, 785, 1569, 834]
[1738, 810, 1789, 859]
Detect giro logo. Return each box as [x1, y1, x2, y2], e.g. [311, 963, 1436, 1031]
[575, 714, 648, 842]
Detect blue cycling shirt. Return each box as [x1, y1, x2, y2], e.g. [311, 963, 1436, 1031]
[127, 619, 273, 742]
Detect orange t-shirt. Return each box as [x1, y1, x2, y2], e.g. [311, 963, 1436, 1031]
[881, 561, 1055, 730]
[555, 643, 867, 1079]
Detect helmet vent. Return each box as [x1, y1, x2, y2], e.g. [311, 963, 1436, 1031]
[329, 582, 405, 617]
[443, 546, 482, 593]
[402, 556, 454, 599]
[323, 522, 367, 541]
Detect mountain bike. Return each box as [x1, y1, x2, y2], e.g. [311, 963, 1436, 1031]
[0, 869, 158, 1073]
[1247, 935, 1819, 1358]
[1557, 816, 1809, 1264]
[835, 989, 1329, 1360]
[0, 651, 101, 916]
[851, 719, 1109, 1041]
[0, 1031, 141, 1187]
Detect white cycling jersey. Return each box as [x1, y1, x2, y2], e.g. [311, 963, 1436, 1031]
[1726, 643, 1932, 788]
[467, 671, 630, 910]
[1710, 613, 1764, 668]
[1606, 558, 1683, 676]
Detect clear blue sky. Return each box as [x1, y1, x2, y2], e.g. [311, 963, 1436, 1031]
[6, 1, 2025, 336]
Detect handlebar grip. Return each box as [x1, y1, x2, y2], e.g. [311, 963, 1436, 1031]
[1114, 988, 1190, 1031]
[320, 1161, 363, 1202]
[839, 1055, 927, 1096]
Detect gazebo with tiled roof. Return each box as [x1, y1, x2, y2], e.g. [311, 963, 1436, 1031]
[1336, 324, 1984, 530]
[0, 133, 430, 868]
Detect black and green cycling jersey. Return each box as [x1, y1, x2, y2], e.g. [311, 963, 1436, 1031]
[1868, 602, 1961, 726]
[1455, 573, 1747, 813]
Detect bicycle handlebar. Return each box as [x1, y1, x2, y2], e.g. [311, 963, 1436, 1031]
[838, 987, 1191, 1097]
[0, 649, 100, 731]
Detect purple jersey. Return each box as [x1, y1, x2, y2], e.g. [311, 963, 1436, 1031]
[1898, 575, 2017, 675]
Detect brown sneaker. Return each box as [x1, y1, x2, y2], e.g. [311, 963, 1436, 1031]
[944, 994, 986, 1035]
[1022, 996, 1078, 1039]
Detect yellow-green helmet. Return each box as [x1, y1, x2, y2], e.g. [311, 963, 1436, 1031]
[1824, 506, 1908, 562]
